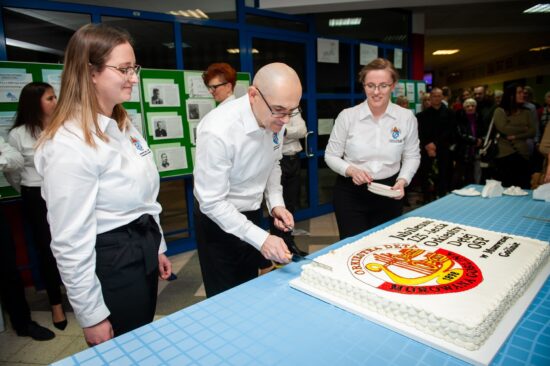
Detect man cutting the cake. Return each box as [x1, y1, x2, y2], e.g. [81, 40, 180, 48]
[193, 62, 301, 297]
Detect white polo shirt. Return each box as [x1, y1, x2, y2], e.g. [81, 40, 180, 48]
[193, 94, 285, 250]
[325, 101, 420, 185]
[5, 125, 43, 192]
[35, 114, 166, 328]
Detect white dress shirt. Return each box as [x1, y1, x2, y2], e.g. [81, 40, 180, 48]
[35, 114, 166, 328]
[219, 94, 235, 106]
[5, 125, 43, 192]
[193, 94, 285, 250]
[0, 136, 24, 174]
[282, 113, 307, 156]
[325, 101, 420, 185]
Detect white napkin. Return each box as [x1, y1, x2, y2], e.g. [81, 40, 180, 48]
[367, 182, 401, 198]
[533, 183, 550, 202]
[481, 179, 504, 198]
[502, 186, 528, 196]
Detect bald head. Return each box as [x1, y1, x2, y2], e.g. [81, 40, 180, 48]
[249, 63, 302, 132]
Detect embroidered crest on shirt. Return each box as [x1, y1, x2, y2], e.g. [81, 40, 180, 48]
[130, 136, 151, 156]
[390, 127, 403, 143]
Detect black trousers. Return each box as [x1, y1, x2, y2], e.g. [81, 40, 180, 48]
[333, 174, 403, 240]
[95, 214, 160, 336]
[21, 186, 62, 305]
[0, 210, 32, 332]
[194, 204, 265, 297]
[270, 155, 301, 242]
[495, 153, 531, 189]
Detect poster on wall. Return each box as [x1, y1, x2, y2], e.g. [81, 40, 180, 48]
[317, 38, 339, 64]
[394, 48, 403, 69]
[360, 44, 378, 65]
[0, 69, 33, 102]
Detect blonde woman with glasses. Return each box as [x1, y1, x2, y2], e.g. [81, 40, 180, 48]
[35, 24, 171, 346]
[325, 58, 420, 239]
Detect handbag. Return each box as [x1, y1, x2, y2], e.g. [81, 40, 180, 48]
[479, 116, 499, 166]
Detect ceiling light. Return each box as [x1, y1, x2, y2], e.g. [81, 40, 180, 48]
[167, 8, 209, 19]
[328, 18, 362, 27]
[529, 45, 550, 51]
[523, 4, 550, 13]
[226, 48, 259, 54]
[432, 49, 460, 55]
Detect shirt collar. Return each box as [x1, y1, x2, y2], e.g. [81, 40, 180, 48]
[360, 100, 398, 121]
[239, 94, 263, 135]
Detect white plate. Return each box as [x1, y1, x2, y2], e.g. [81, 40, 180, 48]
[367, 182, 401, 198]
[452, 188, 481, 197]
[502, 188, 528, 196]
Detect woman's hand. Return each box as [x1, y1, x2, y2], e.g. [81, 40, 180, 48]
[345, 165, 372, 186]
[391, 179, 407, 200]
[83, 318, 113, 346]
[158, 253, 172, 280]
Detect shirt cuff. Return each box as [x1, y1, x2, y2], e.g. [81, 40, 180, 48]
[77, 303, 110, 328]
[158, 237, 167, 254]
[243, 225, 269, 251]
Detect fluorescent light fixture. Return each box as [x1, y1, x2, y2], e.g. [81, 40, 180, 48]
[328, 18, 361, 27]
[529, 45, 550, 51]
[432, 49, 460, 55]
[227, 48, 259, 54]
[6, 38, 64, 56]
[167, 8, 209, 19]
[523, 4, 550, 13]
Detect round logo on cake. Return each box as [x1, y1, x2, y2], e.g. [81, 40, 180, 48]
[348, 243, 483, 295]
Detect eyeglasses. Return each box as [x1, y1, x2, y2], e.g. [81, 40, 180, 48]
[105, 64, 141, 78]
[363, 82, 393, 92]
[206, 82, 228, 92]
[255, 87, 301, 118]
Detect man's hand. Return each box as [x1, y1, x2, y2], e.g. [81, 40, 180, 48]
[83, 318, 113, 346]
[345, 165, 372, 186]
[158, 253, 172, 280]
[391, 179, 407, 200]
[261, 235, 292, 264]
[271, 206, 294, 232]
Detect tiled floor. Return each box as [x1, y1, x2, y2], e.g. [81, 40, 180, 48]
[0, 213, 343, 366]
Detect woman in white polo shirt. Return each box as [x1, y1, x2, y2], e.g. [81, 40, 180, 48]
[35, 24, 171, 346]
[325, 58, 420, 239]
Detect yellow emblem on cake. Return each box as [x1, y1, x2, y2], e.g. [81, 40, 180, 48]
[366, 248, 464, 286]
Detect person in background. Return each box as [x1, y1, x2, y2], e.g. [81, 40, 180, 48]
[1, 137, 55, 341]
[494, 90, 503, 106]
[453, 98, 483, 187]
[419, 92, 431, 112]
[202, 62, 237, 105]
[493, 84, 535, 188]
[325, 58, 420, 239]
[395, 95, 409, 109]
[538, 122, 550, 184]
[417, 87, 456, 203]
[35, 24, 172, 346]
[269, 112, 308, 257]
[473, 85, 496, 133]
[5, 82, 67, 331]
[453, 88, 471, 111]
[194, 63, 300, 297]
[441, 86, 451, 107]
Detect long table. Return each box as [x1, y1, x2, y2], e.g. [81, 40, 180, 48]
[54, 190, 550, 366]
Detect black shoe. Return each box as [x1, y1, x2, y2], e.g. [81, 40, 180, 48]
[53, 319, 67, 330]
[16, 321, 55, 341]
[286, 239, 308, 257]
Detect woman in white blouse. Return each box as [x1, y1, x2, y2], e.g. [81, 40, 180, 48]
[325, 58, 420, 239]
[6, 82, 67, 330]
[35, 24, 171, 346]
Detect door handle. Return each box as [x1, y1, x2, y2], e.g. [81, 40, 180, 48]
[305, 131, 314, 158]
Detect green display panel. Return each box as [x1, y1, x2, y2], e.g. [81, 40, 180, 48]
[391, 79, 427, 113]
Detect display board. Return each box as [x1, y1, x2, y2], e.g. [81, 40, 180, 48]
[391, 79, 427, 113]
[0, 61, 251, 199]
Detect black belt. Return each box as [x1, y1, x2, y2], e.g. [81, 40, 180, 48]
[98, 214, 160, 274]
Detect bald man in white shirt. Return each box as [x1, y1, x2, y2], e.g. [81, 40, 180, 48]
[194, 63, 301, 297]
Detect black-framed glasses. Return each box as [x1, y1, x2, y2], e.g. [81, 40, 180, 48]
[105, 64, 141, 78]
[206, 82, 228, 92]
[255, 87, 301, 118]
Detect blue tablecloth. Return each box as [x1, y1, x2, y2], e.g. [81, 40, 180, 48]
[54, 190, 550, 366]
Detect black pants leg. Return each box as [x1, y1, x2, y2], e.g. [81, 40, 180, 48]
[0, 210, 32, 332]
[333, 175, 403, 240]
[496, 153, 531, 189]
[21, 186, 62, 305]
[95, 215, 160, 336]
[195, 205, 263, 297]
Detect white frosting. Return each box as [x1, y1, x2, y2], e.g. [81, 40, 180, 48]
[300, 217, 550, 350]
